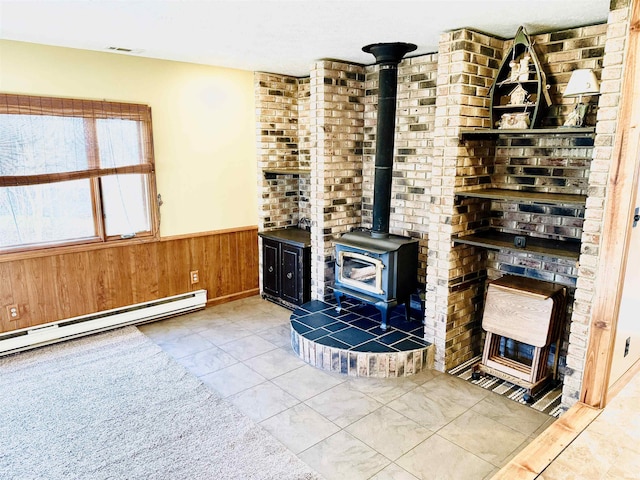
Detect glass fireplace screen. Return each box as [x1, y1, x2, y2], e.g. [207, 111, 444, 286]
[337, 251, 384, 295]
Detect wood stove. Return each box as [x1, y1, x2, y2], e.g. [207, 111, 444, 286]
[332, 42, 419, 331]
[334, 231, 418, 330]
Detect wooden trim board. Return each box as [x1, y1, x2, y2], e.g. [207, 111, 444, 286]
[492, 402, 601, 480]
[160, 225, 258, 242]
[207, 288, 261, 307]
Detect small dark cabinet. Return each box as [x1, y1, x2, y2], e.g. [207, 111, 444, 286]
[259, 229, 311, 308]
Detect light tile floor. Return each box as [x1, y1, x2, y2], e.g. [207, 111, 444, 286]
[138, 296, 555, 480]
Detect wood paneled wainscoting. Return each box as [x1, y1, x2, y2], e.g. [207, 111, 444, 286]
[0, 227, 259, 334]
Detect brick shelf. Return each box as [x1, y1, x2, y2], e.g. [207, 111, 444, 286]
[453, 230, 581, 261]
[459, 127, 595, 140]
[263, 168, 311, 179]
[456, 188, 587, 206]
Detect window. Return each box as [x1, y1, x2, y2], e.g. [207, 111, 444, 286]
[0, 94, 157, 253]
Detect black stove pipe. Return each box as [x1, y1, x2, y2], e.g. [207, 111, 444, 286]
[363, 42, 417, 239]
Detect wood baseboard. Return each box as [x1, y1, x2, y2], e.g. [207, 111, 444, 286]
[206, 288, 260, 307]
[606, 357, 640, 403]
[491, 402, 601, 479]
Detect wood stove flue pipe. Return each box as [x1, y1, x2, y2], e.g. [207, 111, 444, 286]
[363, 42, 417, 239]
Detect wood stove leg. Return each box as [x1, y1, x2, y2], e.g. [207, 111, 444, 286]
[404, 299, 411, 322]
[334, 291, 345, 313]
[377, 304, 390, 331]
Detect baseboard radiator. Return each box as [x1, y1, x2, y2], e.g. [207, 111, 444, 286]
[0, 290, 207, 357]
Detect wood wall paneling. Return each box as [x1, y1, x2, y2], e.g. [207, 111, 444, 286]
[0, 228, 259, 334]
[12, 260, 30, 330]
[129, 242, 160, 303]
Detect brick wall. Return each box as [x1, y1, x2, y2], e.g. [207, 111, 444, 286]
[254, 72, 305, 231]
[424, 22, 606, 373]
[530, 24, 607, 127]
[423, 5, 628, 411]
[362, 54, 439, 285]
[255, 72, 309, 296]
[489, 133, 594, 292]
[298, 78, 312, 219]
[309, 61, 365, 299]
[255, 0, 631, 411]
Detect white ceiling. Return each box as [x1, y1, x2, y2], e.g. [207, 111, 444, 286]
[0, 0, 610, 77]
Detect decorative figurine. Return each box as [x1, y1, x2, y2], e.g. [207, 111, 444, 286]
[509, 59, 520, 82]
[498, 112, 530, 129]
[563, 104, 589, 127]
[518, 52, 531, 81]
[508, 84, 530, 105]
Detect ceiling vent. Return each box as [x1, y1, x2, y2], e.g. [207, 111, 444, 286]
[106, 46, 143, 54]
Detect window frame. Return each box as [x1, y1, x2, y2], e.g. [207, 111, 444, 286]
[0, 94, 159, 258]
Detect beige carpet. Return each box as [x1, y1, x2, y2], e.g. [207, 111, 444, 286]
[0, 326, 321, 480]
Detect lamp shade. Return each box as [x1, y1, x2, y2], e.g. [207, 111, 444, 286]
[563, 69, 600, 98]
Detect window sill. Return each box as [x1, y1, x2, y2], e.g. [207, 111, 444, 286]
[0, 234, 160, 263]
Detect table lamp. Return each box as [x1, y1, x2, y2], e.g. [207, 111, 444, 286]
[562, 69, 600, 127]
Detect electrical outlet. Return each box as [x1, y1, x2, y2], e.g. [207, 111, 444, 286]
[190, 270, 199, 285]
[6, 304, 20, 321]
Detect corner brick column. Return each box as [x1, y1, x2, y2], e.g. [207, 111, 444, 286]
[425, 29, 504, 371]
[309, 61, 365, 300]
[298, 78, 312, 218]
[561, 0, 633, 409]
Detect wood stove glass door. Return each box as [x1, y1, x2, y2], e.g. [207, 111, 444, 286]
[337, 251, 384, 295]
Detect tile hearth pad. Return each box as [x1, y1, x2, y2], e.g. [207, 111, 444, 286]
[290, 300, 433, 378]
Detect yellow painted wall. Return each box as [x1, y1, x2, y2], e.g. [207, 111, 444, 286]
[0, 40, 258, 236]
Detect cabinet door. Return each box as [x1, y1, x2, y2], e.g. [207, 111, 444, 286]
[262, 239, 280, 297]
[281, 244, 301, 305]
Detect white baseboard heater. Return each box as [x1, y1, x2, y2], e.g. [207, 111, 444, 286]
[0, 290, 207, 357]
